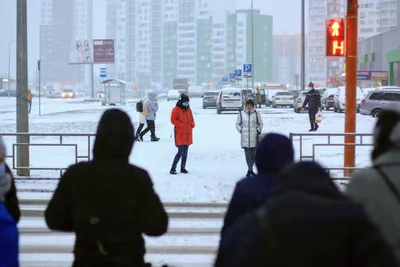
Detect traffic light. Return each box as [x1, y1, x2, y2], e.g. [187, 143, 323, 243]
[326, 18, 345, 57]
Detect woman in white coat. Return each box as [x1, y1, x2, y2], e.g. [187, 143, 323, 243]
[135, 90, 149, 141]
[236, 99, 263, 177]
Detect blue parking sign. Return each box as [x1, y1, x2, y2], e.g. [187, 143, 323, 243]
[235, 69, 242, 76]
[243, 64, 252, 73]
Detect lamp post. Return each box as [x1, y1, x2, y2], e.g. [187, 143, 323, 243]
[8, 39, 16, 97]
[251, 0, 254, 90]
[300, 0, 305, 92]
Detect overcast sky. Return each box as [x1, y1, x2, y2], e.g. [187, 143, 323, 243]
[0, 0, 302, 80]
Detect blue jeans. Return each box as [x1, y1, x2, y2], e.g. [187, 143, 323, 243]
[28, 100, 32, 113]
[172, 145, 189, 168]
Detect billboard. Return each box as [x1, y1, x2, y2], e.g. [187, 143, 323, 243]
[69, 39, 92, 64]
[93, 39, 115, 63]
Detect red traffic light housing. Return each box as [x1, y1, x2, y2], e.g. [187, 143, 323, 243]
[326, 18, 345, 57]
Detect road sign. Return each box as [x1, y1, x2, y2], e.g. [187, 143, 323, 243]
[222, 76, 229, 83]
[243, 64, 252, 73]
[230, 73, 236, 80]
[100, 68, 107, 78]
[326, 18, 345, 57]
[235, 69, 242, 76]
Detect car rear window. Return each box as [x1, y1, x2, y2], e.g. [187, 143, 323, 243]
[276, 92, 292, 96]
[204, 92, 219, 96]
[223, 91, 241, 97]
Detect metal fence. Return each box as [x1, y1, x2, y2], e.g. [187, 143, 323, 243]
[1, 132, 374, 181]
[289, 132, 374, 181]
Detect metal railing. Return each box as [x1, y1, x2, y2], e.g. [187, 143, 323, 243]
[0, 133, 95, 178]
[289, 133, 374, 181]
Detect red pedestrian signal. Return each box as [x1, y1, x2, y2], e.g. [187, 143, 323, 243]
[326, 18, 345, 57]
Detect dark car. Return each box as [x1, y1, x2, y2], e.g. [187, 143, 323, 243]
[322, 88, 337, 111]
[202, 90, 220, 109]
[0, 90, 17, 97]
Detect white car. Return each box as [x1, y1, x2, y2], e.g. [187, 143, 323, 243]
[333, 86, 364, 113]
[272, 91, 294, 108]
[167, 90, 180, 101]
[216, 87, 244, 114]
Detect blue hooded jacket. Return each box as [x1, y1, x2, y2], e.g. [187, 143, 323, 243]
[220, 133, 294, 236]
[145, 93, 158, 121]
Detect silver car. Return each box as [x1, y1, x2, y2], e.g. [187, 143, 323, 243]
[294, 89, 325, 113]
[359, 88, 400, 117]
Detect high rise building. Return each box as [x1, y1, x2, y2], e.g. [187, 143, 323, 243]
[358, 0, 400, 40]
[39, 0, 89, 87]
[273, 34, 301, 85]
[211, 10, 273, 84]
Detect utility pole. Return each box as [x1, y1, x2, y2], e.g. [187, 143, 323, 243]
[251, 0, 255, 90]
[16, 0, 30, 176]
[344, 0, 358, 176]
[300, 0, 305, 91]
[88, 0, 95, 98]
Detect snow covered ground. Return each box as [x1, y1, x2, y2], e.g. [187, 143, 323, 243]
[0, 96, 377, 203]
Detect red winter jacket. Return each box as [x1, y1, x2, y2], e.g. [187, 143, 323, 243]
[171, 104, 195, 146]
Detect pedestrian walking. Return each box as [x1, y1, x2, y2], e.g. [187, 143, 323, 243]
[236, 99, 263, 177]
[139, 92, 160, 142]
[301, 82, 321, 131]
[135, 92, 149, 141]
[346, 110, 400, 260]
[28, 90, 33, 114]
[170, 94, 195, 175]
[45, 109, 168, 267]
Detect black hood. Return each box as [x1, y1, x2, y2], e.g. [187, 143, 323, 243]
[93, 109, 134, 161]
[275, 162, 345, 199]
[176, 94, 190, 110]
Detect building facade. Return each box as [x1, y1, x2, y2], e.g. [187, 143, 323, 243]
[40, 0, 88, 87]
[273, 34, 301, 85]
[358, 27, 400, 86]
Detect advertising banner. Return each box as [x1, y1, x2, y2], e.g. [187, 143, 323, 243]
[93, 39, 115, 63]
[70, 39, 92, 64]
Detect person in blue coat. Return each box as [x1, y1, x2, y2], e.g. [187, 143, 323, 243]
[220, 133, 294, 237]
[0, 157, 19, 267]
[215, 162, 398, 267]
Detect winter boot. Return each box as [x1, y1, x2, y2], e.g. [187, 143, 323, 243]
[314, 123, 319, 131]
[138, 134, 144, 141]
[170, 167, 177, 175]
[135, 134, 141, 141]
[308, 122, 315, 132]
[181, 167, 189, 174]
[151, 137, 160, 142]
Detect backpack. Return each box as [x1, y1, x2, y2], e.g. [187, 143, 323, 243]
[136, 101, 143, 113]
[0, 203, 19, 267]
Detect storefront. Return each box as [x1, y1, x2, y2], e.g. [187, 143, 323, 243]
[358, 27, 400, 86]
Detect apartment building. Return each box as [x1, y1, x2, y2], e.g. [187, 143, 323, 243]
[39, 0, 88, 87]
[273, 34, 301, 84]
[211, 10, 273, 84]
[359, 0, 400, 40]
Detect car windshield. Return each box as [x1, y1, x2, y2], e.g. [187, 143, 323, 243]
[62, 89, 74, 92]
[223, 91, 241, 97]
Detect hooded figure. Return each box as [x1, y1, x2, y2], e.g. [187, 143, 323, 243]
[139, 92, 160, 142]
[346, 110, 400, 260]
[236, 99, 263, 177]
[0, 138, 19, 267]
[170, 94, 195, 174]
[45, 109, 168, 267]
[220, 133, 294, 237]
[301, 82, 321, 131]
[216, 162, 398, 267]
[135, 90, 149, 141]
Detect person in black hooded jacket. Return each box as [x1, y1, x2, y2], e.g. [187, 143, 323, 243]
[45, 109, 168, 267]
[215, 162, 397, 267]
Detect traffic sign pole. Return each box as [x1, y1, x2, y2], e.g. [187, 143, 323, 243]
[344, 0, 358, 176]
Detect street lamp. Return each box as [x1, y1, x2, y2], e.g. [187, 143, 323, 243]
[8, 39, 16, 97]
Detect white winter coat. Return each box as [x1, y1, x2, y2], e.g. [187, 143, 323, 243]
[236, 108, 263, 148]
[138, 97, 148, 124]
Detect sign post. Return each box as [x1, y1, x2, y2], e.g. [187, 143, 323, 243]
[243, 64, 252, 97]
[235, 69, 242, 87]
[343, 2, 358, 176]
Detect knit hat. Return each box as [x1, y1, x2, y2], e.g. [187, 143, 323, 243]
[308, 82, 314, 88]
[245, 99, 255, 106]
[181, 94, 189, 102]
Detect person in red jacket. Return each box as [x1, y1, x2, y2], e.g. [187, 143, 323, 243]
[170, 94, 195, 174]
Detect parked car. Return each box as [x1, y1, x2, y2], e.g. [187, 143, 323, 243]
[202, 90, 220, 109]
[61, 89, 75, 99]
[360, 88, 400, 117]
[216, 87, 244, 114]
[321, 88, 338, 110]
[293, 89, 325, 113]
[46, 91, 62, 98]
[272, 91, 294, 108]
[0, 90, 16, 97]
[333, 86, 364, 113]
[167, 89, 180, 101]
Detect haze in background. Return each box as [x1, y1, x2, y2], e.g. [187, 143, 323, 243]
[0, 0, 301, 79]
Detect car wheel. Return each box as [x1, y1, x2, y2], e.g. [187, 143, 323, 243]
[372, 109, 382, 118]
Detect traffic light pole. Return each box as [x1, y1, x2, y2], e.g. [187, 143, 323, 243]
[344, 0, 358, 176]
